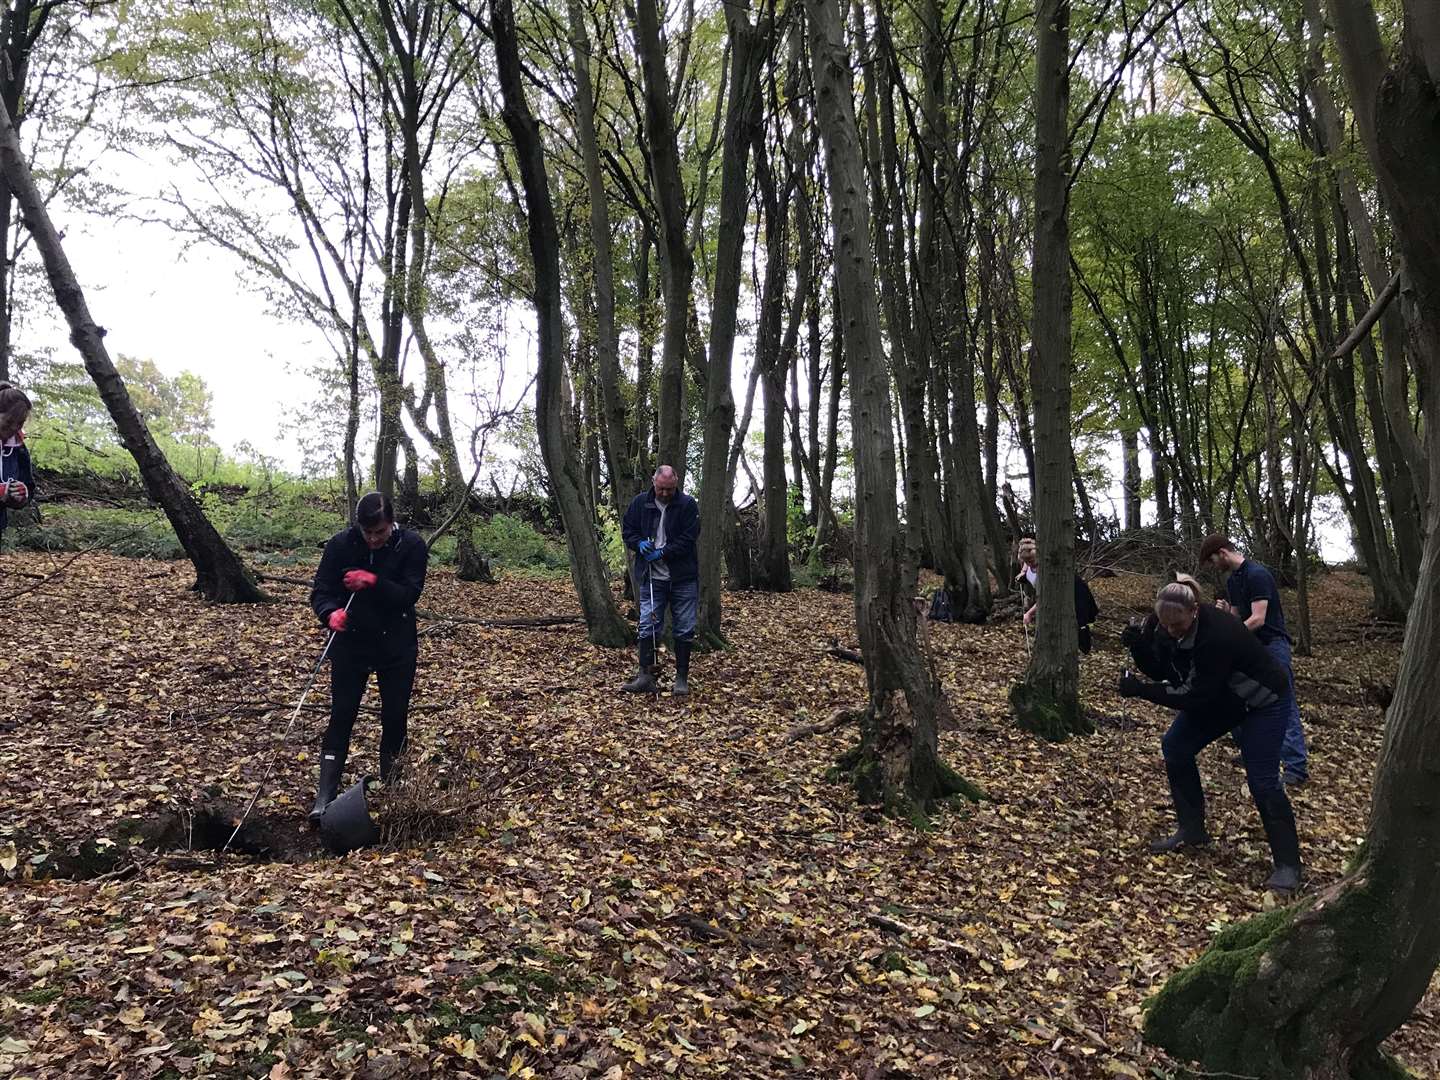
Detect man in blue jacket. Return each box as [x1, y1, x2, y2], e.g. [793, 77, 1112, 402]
[309, 492, 428, 822]
[621, 465, 700, 696]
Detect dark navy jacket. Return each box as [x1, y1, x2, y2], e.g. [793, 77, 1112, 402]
[0, 442, 35, 535]
[1225, 558, 1289, 644]
[622, 487, 700, 583]
[311, 525, 428, 660]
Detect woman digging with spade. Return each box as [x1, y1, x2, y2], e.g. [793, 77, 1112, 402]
[308, 492, 428, 823]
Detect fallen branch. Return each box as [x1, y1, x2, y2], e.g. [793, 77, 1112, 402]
[0, 516, 164, 601]
[825, 645, 864, 666]
[784, 706, 863, 744]
[414, 607, 583, 628]
[864, 911, 972, 953]
[258, 573, 314, 588]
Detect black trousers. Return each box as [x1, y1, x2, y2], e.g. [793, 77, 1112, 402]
[322, 643, 417, 771]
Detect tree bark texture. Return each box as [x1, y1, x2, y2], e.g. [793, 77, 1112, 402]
[629, 0, 692, 472]
[491, 0, 631, 648]
[807, 0, 980, 818]
[0, 97, 264, 603]
[1009, 0, 1086, 741]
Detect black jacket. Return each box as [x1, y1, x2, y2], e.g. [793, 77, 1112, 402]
[1133, 604, 1288, 712]
[0, 442, 35, 534]
[622, 487, 700, 583]
[311, 526, 428, 658]
[1124, 613, 1183, 683]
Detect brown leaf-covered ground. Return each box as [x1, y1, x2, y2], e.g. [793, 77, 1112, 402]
[1, 552, 1434, 1078]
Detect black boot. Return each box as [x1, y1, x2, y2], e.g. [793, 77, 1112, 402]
[1256, 789, 1303, 892]
[622, 635, 658, 693]
[309, 752, 345, 825]
[672, 639, 691, 697]
[1149, 777, 1210, 853]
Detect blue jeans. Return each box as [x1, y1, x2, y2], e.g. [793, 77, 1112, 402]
[1163, 692, 1291, 828]
[638, 575, 697, 643]
[1265, 637, 1308, 781]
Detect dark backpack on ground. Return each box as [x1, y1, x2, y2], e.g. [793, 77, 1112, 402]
[929, 587, 956, 623]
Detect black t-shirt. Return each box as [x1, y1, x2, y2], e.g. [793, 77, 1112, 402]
[1225, 558, 1288, 644]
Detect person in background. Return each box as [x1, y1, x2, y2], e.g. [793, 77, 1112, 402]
[1018, 536, 1100, 654]
[1199, 534, 1308, 786]
[620, 465, 700, 696]
[0, 383, 35, 548]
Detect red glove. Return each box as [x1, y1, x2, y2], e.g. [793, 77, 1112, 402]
[4, 480, 25, 507]
[327, 608, 348, 633]
[343, 569, 378, 591]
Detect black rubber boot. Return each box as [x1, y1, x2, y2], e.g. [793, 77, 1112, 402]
[309, 752, 345, 826]
[672, 639, 691, 697]
[1149, 780, 1210, 854]
[1256, 789, 1303, 892]
[622, 635, 658, 693]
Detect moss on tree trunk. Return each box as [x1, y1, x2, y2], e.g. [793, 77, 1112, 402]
[835, 689, 986, 825]
[1144, 866, 1424, 1078]
[1010, 670, 1091, 742]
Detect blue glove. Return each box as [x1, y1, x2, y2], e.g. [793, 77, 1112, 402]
[643, 545, 664, 563]
[637, 539, 654, 557]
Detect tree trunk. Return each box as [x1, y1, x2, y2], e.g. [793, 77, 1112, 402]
[0, 0, 39, 382]
[695, 3, 769, 640]
[491, 0, 629, 647]
[754, 67, 798, 593]
[630, 0, 691, 471]
[1146, 5, 1440, 1073]
[808, 0, 980, 818]
[814, 287, 844, 557]
[1009, 0, 1086, 741]
[568, 0, 638, 516]
[1122, 427, 1142, 530]
[0, 98, 264, 602]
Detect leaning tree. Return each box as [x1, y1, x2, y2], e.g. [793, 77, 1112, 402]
[0, 98, 264, 603]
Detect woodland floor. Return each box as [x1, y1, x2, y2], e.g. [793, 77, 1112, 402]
[0, 552, 1434, 1079]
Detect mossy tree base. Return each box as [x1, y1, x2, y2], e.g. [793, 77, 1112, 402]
[1009, 676, 1090, 742]
[834, 689, 986, 827]
[1144, 868, 1422, 1079]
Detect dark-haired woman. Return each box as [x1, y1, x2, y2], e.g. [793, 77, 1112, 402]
[308, 492, 428, 823]
[0, 383, 35, 547]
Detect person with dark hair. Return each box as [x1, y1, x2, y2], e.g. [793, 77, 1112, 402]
[1199, 533, 1308, 786]
[1119, 582, 1303, 892]
[308, 492, 428, 823]
[0, 383, 35, 547]
[620, 465, 700, 695]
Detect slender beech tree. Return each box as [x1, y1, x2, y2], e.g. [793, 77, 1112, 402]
[807, 0, 980, 817]
[489, 0, 630, 648]
[1009, 0, 1087, 739]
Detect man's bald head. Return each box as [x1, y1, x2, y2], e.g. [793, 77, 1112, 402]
[653, 466, 678, 503]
